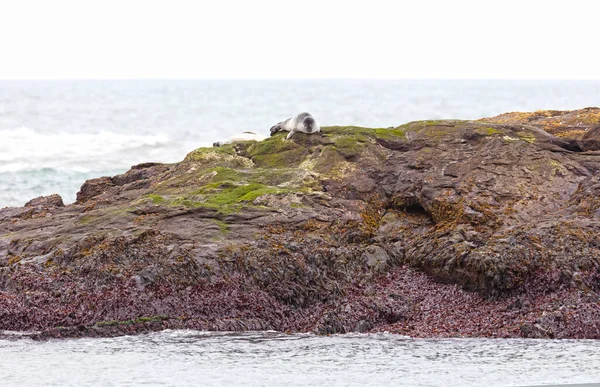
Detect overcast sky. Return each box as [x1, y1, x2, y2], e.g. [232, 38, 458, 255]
[0, 0, 598, 79]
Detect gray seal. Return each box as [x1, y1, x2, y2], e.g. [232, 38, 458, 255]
[270, 112, 321, 140]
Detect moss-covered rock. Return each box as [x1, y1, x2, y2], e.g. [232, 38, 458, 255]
[2, 108, 600, 340]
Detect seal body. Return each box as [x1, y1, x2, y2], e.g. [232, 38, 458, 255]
[270, 112, 320, 140]
[213, 131, 266, 147]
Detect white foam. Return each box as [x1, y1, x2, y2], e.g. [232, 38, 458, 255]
[0, 127, 173, 173]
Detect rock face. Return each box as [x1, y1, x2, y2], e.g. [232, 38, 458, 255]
[1, 109, 600, 339]
[580, 124, 600, 151]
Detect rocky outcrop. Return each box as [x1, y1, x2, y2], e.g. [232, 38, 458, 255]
[25, 194, 65, 209]
[479, 107, 600, 138]
[1, 109, 600, 339]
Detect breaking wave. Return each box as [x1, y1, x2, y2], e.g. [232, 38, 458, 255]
[0, 127, 173, 173]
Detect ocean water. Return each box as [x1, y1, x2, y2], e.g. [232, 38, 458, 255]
[1, 331, 599, 387]
[1, 79, 599, 207]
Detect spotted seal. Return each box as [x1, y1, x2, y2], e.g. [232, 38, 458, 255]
[213, 131, 266, 147]
[270, 112, 320, 140]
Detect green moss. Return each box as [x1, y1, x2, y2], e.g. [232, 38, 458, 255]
[254, 148, 309, 168]
[333, 135, 368, 148]
[182, 145, 254, 171]
[244, 133, 311, 168]
[424, 128, 450, 139]
[332, 135, 367, 158]
[517, 132, 536, 143]
[240, 126, 408, 168]
[213, 219, 230, 234]
[150, 160, 298, 213]
[184, 145, 236, 162]
[134, 316, 167, 324]
[206, 183, 283, 206]
[246, 133, 297, 156]
[186, 167, 246, 195]
[170, 197, 204, 208]
[239, 186, 284, 201]
[78, 215, 97, 225]
[323, 126, 377, 136]
[476, 127, 501, 136]
[147, 194, 166, 204]
[323, 126, 405, 140]
[251, 168, 300, 186]
[373, 128, 406, 140]
[211, 166, 244, 182]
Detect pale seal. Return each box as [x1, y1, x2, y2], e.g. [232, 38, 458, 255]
[270, 112, 320, 140]
[213, 131, 266, 147]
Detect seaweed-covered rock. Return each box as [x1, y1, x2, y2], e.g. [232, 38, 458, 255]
[1, 108, 600, 339]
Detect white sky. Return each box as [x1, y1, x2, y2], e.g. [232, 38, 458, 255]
[0, 0, 598, 79]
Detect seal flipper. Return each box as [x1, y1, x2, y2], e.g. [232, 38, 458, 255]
[286, 129, 296, 140]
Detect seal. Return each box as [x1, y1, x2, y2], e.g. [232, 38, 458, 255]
[270, 112, 320, 140]
[213, 131, 266, 147]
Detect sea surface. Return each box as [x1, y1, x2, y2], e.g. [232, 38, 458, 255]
[1, 79, 600, 207]
[1, 331, 600, 387]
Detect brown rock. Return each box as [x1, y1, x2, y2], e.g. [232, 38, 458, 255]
[479, 107, 600, 138]
[76, 176, 115, 203]
[25, 194, 65, 208]
[579, 124, 600, 151]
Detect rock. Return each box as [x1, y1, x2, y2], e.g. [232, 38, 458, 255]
[355, 320, 373, 333]
[2, 108, 600, 339]
[76, 177, 115, 203]
[520, 323, 555, 339]
[581, 124, 600, 141]
[580, 124, 600, 151]
[479, 107, 600, 139]
[25, 194, 64, 208]
[364, 245, 390, 271]
[111, 162, 169, 187]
